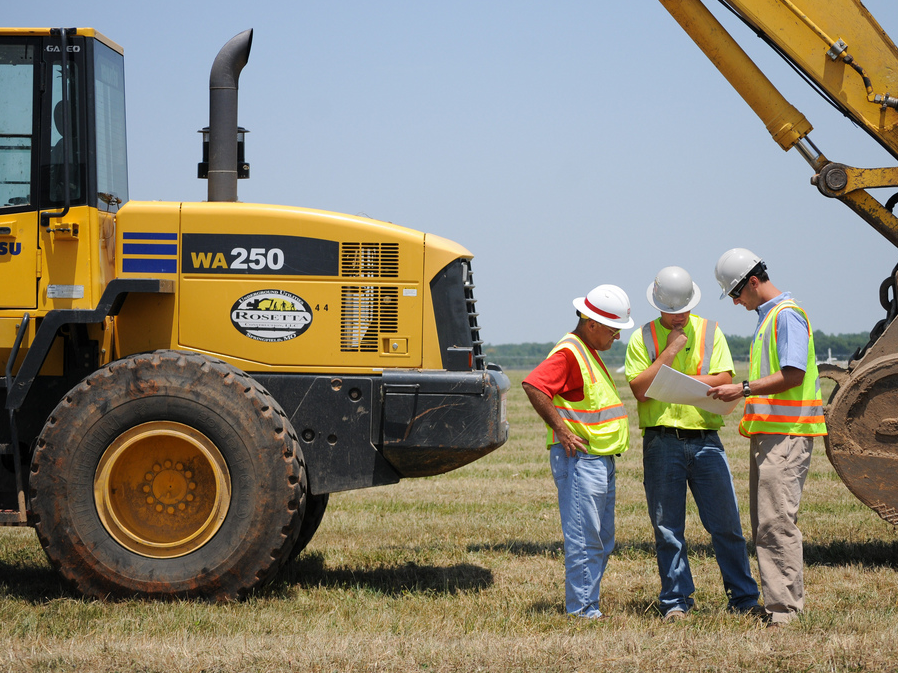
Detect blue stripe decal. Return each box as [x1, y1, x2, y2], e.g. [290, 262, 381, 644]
[123, 258, 177, 273]
[123, 243, 178, 255]
[123, 232, 178, 240]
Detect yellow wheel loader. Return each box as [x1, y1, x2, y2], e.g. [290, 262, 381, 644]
[0, 28, 509, 599]
[656, 0, 898, 525]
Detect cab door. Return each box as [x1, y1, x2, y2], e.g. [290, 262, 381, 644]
[37, 33, 94, 308]
[0, 37, 40, 308]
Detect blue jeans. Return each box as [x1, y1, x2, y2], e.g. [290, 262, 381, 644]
[550, 444, 616, 618]
[642, 428, 759, 615]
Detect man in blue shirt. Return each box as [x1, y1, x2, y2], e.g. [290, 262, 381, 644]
[709, 248, 826, 627]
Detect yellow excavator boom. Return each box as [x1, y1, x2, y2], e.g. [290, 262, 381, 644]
[657, 0, 898, 526]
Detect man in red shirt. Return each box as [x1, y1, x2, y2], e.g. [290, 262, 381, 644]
[522, 284, 633, 619]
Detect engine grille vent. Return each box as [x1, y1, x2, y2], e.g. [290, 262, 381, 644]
[340, 286, 399, 352]
[464, 261, 485, 369]
[341, 243, 399, 278]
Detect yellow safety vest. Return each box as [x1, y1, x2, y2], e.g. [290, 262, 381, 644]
[545, 334, 630, 455]
[635, 315, 724, 430]
[740, 300, 827, 437]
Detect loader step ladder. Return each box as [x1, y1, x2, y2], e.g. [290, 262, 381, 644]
[2, 314, 31, 525]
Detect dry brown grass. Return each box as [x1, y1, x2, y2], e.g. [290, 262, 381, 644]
[1, 369, 897, 671]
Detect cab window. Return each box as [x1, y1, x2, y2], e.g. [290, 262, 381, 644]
[48, 58, 83, 205]
[94, 41, 128, 206]
[0, 42, 35, 209]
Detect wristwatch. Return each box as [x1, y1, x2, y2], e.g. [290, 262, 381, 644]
[742, 380, 752, 397]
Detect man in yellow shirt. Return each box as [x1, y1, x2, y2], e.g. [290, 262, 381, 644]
[625, 266, 760, 621]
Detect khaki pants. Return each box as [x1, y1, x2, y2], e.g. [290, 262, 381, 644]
[749, 434, 813, 624]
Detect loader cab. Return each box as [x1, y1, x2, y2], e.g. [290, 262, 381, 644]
[0, 28, 128, 310]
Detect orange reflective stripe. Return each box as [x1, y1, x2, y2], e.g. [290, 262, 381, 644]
[746, 397, 822, 406]
[694, 319, 707, 375]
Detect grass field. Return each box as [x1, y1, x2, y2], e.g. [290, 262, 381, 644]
[2, 369, 898, 672]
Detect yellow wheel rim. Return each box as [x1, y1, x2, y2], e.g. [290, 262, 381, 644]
[94, 421, 231, 558]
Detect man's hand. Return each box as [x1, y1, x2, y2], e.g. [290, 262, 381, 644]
[523, 381, 589, 456]
[556, 427, 589, 457]
[629, 325, 691, 402]
[665, 327, 688, 356]
[709, 368, 806, 402]
[707, 382, 743, 402]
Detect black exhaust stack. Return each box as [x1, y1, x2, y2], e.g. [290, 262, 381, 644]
[204, 29, 253, 202]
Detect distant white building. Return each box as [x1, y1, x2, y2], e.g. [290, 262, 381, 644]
[817, 348, 848, 367]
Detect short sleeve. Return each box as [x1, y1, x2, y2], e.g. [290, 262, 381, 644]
[523, 348, 584, 399]
[775, 309, 809, 371]
[709, 325, 735, 376]
[625, 327, 651, 382]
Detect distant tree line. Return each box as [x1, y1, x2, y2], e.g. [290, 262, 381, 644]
[483, 330, 871, 371]
[481, 340, 628, 371]
[724, 331, 871, 363]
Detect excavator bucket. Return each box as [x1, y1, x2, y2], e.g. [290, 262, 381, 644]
[823, 299, 898, 526]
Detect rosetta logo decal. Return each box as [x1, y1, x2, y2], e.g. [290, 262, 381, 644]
[230, 290, 312, 342]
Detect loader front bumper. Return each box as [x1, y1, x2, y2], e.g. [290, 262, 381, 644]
[380, 365, 510, 478]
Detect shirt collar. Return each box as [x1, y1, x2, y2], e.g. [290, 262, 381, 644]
[756, 291, 791, 323]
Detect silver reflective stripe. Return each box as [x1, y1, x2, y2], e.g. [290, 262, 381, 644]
[757, 302, 784, 377]
[758, 301, 803, 377]
[557, 403, 626, 425]
[744, 401, 824, 417]
[642, 323, 656, 361]
[759, 329, 772, 378]
[700, 321, 715, 374]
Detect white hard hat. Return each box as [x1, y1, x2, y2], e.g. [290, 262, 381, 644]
[573, 284, 634, 329]
[646, 266, 701, 314]
[714, 248, 765, 299]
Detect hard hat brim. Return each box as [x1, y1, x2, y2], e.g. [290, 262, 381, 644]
[573, 296, 635, 329]
[646, 281, 701, 314]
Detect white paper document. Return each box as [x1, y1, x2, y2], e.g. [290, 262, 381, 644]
[644, 365, 740, 416]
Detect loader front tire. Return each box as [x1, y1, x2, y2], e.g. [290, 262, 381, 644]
[287, 492, 329, 561]
[30, 350, 306, 601]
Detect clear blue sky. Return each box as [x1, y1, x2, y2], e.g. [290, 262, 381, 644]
[10, 1, 898, 344]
